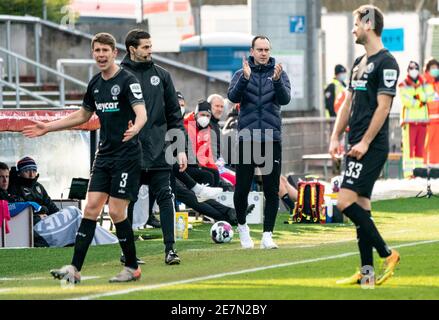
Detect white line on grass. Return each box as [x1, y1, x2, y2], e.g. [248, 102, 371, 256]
[0, 276, 101, 281]
[72, 239, 439, 300]
[0, 289, 13, 293]
[187, 230, 415, 252]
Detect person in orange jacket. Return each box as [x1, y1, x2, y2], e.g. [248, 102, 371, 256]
[399, 61, 428, 177]
[423, 58, 439, 165]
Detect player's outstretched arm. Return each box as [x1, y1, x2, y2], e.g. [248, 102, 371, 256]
[122, 103, 147, 142]
[329, 90, 352, 159]
[22, 108, 94, 138]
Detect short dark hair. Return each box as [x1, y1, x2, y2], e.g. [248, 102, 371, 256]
[251, 35, 270, 49]
[91, 32, 116, 51]
[353, 5, 384, 37]
[0, 162, 9, 171]
[125, 29, 151, 52]
[425, 58, 439, 72]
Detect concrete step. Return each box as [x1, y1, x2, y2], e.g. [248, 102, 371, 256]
[2, 82, 60, 91]
[1, 90, 84, 101]
[2, 91, 60, 96]
[1, 100, 82, 107]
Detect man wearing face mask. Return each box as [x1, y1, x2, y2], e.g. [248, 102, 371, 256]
[324, 65, 347, 118]
[184, 100, 221, 188]
[121, 29, 187, 265]
[399, 61, 428, 178]
[423, 58, 439, 165]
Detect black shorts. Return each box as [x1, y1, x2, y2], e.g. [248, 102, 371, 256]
[88, 156, 141, 201]
[341, 148, 388, 199]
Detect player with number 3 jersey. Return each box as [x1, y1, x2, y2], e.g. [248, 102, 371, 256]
[23, 33, 147, 284]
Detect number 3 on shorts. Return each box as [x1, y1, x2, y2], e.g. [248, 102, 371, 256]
[345, 162, 363, 179]
[120, 172, 128, 188]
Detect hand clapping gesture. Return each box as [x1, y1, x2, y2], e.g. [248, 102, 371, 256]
[243, 57, 251, 80]
[273, 63, 283, 81]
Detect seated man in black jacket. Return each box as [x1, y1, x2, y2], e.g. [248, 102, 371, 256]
[0, 162, 23, 202]
[8, 157, 59, 225]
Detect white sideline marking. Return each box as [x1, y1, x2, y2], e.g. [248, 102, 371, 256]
[72, 239, 439, 300]
[0, 276, 100, 281]
[187, 230, 414, 252]
[0, 289, 13, 293]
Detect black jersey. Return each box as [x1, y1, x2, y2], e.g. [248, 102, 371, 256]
[348, 49, 399, 151]
[82, 67, 144, 159]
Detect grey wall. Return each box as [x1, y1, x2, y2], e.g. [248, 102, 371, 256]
[280, 115, 401, 176]
[251, 0, 322, 112]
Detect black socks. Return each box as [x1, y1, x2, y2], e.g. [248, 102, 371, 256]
[71, 218, 97, 271]
[356, 210, 374, 270]
[281, 193, 296, 211]
[344, 203, 392, 260]
[115, 219, 138, 270]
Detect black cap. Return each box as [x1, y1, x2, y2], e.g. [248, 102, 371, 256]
[176, 91, 184, 101]
[335, 64, 347, 75]
[408, 61, 420, 71]
[195, 100, 211, 114]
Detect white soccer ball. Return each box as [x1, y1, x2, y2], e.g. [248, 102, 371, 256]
[210, 221, 234, 244]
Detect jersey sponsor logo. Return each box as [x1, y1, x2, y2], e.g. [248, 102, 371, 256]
[366, 63, 375, 73]
[351, 80, 368, 91]
[111, 85, 121, 96]
[150, 76, 160, 86]
[383, 69, 398, 88]
[130, 83, 143, 100]
[95, 101, 120, 112]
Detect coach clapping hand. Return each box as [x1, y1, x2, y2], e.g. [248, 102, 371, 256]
[273, 63, 283, 81]
[243, 57, 251, 80]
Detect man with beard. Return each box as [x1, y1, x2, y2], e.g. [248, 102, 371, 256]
[329, 5, 400, 286]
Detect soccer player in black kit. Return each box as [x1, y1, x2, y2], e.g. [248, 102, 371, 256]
[23, 33, 147, 283]
[329, 5, 400, 286]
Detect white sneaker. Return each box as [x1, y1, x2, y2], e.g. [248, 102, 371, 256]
[238, 224, 254, 249]
[195, 184, 223, 202]
[109, 266, 141, 283]
[260, 232, 278, 249]
[50, 265, 81, 284]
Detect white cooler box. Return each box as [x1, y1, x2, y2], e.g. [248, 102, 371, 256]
[216, 191, 264, 224]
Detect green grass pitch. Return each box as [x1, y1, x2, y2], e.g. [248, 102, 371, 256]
[1, 197, 439, 300]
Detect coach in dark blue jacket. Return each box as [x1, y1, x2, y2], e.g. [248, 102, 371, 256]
[228, 35, 291, 250]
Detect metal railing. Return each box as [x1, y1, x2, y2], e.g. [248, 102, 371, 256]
[0, 14, 230, 84]
[56, 59, 123, 106]
[0, 79, 61, 108]
[0, 47, 87, 108]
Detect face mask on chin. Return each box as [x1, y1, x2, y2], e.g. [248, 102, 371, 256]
[180, 107, 185, 116]
[196, 116, 210, 128]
